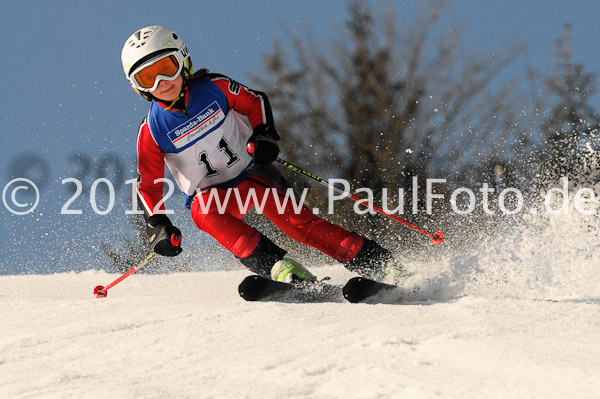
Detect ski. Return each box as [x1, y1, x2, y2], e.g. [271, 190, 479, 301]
[238, 275, 342, 302]
[342, 277, 405, 304]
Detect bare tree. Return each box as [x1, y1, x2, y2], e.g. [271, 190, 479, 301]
[539, 24, 600, 183]
[251, 0, 529, 236]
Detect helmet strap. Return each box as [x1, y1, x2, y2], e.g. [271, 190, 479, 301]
[164, 89, 187, 111]
[134, 88, 154, 102]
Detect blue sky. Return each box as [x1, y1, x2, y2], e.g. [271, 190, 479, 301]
[1, 0, 599, 274]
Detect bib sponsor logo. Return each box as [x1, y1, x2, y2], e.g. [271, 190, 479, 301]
[168, 101, 224, 148]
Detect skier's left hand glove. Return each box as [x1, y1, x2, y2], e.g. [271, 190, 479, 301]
[146, 214, 182, 257]
[247, 124, 280, 165]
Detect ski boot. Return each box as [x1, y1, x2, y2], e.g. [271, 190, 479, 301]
[344, 238, 410, 284]
[271, 254, 316, 284]
[377, 263, 412, 285]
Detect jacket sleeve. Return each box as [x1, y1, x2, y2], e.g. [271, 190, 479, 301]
[209, 73, 275, 129]
[136, 118, 166, 219]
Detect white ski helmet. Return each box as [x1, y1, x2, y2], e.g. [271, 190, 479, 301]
[121, 26, 193, 100]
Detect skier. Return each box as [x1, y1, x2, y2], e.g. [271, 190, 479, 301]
[121, 25, 403, 284]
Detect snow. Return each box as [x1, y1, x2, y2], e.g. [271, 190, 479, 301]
[2, 260, 599, 399]
[2, 186, 600, 398]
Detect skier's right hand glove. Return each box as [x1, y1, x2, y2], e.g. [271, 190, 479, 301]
[146, 214, 182, 256]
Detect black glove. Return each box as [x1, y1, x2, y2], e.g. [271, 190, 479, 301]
[247, 124, 280, 165]
[146, 214, 182, 256]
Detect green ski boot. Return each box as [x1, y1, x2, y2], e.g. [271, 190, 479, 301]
[271, 254, 316, 284]
[380, 264, 412, 285]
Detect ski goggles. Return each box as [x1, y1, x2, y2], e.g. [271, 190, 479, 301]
[130, 53, 182, 92]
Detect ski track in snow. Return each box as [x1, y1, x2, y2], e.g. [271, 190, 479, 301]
[1, 264, 599, 399]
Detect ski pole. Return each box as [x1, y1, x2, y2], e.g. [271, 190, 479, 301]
[94, 251, 157, 298]
[275, 157, 444, 245]
[94, 231, 181, 298]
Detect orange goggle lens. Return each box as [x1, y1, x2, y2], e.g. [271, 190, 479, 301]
[133, 55, 180, 89]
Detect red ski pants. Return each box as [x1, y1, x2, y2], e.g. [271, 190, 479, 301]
[190, 175, 362, 262]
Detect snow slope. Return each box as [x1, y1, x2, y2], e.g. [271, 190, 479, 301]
[3, 186, 600, 398]
[2, 262, 599, 399]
